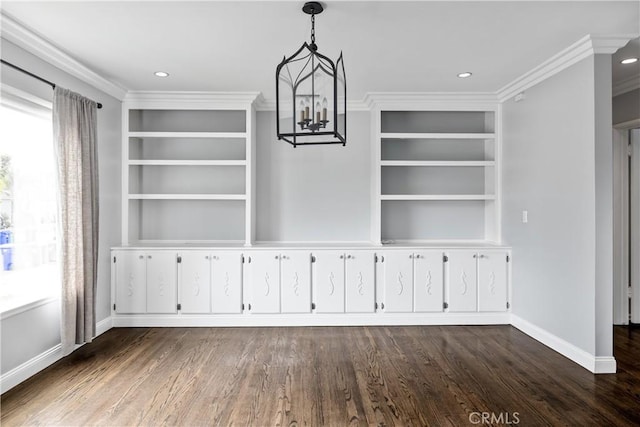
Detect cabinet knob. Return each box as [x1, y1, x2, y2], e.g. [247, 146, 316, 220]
[340, 255, 344, 259]
[148, 255, 152, 259]
[409, 254, 413, 259]
[139, 255, 144, 259]
[347, 255, 353, 259]
[415, 254, 421, 259]
[479, 254, 486, 259]
[473, 254, 478, 259]
[205, 255, 210, 260]
[275, 255, 279, 260]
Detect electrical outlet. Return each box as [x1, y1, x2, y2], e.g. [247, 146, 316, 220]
[522, 210, 528, 223]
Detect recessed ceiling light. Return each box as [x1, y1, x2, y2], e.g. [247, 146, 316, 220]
[621, 58, 638, 65]
[154, 71, 170, 77]
[457, 72, 472, 78]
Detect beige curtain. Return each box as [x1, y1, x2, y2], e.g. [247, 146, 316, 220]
[52, 87, 99, 356]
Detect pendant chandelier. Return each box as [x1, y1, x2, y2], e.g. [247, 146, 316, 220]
[276, 1, 346, 147]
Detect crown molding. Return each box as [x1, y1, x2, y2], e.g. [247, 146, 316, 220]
[364, 92, 499, 110]
[124, 91, 263, 109]
[498, 34, 637, 102]
[1, 12, 127, 100]
[613, 74, 640, 97]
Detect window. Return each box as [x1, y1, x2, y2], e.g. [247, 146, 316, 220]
[0, 87, 59, 314]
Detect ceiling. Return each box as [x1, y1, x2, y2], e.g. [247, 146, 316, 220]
[1, 1, 638, 100]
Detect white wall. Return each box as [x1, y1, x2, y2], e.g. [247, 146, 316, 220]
[0, 39, 121, 376]
[503, 57, 599, 355]
[255, 111, 371, 242]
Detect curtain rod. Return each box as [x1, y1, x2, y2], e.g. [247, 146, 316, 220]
[1, 59, 103, 109]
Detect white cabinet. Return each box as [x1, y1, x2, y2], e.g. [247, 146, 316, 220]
[179, 251, 211, 313]
[477, 251, 509, 312]
[178, 251, 243, 314]
[114, 250, 147, 314]
[280, 252, 312, 314]
[312, 251, 345, 313]
[114, 250, 177, 314]
[414, 251, 445, 312]
[345, 251, 376, 313]
[311, 250, 375, 313]
[381, 250, 444, 313]
[446, 251, 478, 312]
[246, 251, 281, 313]
[381, 251, 414, 312]
[245, 251, 311, 314]
[211, 252, 243, 314]
[446, 250, 509, 312]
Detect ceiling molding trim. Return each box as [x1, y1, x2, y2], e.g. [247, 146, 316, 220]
[498, 34, 637, 102]
[1, 12, 128, 100]
[124, 91, 263, 109]
[613, 74, 640, 97]
[254, 94, 498, 111]
[364, 92, 500, 110]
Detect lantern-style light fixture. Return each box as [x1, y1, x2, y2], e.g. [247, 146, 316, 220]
[276, 1, 346, 147]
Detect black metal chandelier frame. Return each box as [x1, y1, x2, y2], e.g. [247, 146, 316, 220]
[276, 1, 346, 147]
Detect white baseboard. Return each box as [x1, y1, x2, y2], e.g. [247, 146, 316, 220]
[511, 314, 616, 374]
[96, 316, 113, 337]
[0, 344, 63, 393]
[112, 312, 511, 328]
[1, 317, 114, 394]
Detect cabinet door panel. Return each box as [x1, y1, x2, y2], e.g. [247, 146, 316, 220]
[382, 251, 413, 312]
[414, 251, 444, 312]
[211, 252, 243, 314]
[280, 252, 312, 313]
[447, 251, 477, 312]
[478, 251, 508, 312]
[345, 251, 376, 313]
[146, 252, 178, 313]
[115, 251, 147, 314]
[179, 251, 211, 314]
[313, 251, 345, 313]
[247, 251, 280, 314]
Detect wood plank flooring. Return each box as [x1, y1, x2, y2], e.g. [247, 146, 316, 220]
[1, 325, 639, 426]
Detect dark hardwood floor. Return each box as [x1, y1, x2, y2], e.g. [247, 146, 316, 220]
[1, 325, 639, 426]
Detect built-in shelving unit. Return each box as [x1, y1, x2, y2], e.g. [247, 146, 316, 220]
[372, 104, 501, 244]
[122, 93, 259, 246]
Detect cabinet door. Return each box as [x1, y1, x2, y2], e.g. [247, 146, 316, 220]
[414, 251, 444, 312]
[280, 252, 312, 313]
[115, 251, 147, 314]
[146, 252, 178, 314]
[247, 251, 280, 314]
[447, 251, 477, 312]
[382, 251, 413, 312]
[345, 251, 376, 313]
[478, 251, 508, 312]
[179, 251, 211, 314]
[313, 251, 345, 313]
[211, 252, 243, 314]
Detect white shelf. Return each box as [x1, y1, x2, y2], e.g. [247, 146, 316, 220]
[128, 131, 246, 139]
[380, 133, 495, 139]
[128, 160, 246, 166]
[380, 195, 496, 201]
[128, 194, 247, 200]
[381, 161, 495, 167]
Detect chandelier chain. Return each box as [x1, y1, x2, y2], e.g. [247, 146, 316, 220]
[311, 13, 316, 45]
